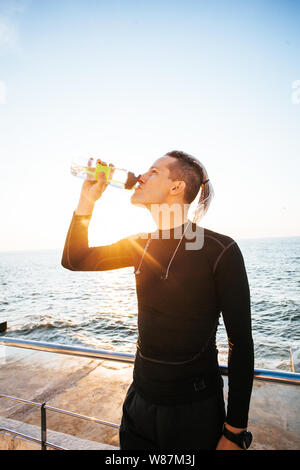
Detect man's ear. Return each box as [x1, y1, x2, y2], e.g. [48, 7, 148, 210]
[170, 180, 186, 196]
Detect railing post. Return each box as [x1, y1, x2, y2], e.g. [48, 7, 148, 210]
[41, 402, 47, 450]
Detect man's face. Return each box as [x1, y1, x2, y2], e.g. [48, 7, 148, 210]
[131, 155, 178, 208]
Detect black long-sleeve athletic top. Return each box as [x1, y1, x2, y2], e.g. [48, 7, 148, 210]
[61, 212, 254, 428]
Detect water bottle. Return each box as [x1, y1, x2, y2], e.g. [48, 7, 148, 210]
[70, 158, 140, 190]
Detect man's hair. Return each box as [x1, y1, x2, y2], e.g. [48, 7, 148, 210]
[165, 150, 203, 204]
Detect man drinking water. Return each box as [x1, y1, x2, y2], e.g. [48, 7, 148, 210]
[61, 150, 254, 450]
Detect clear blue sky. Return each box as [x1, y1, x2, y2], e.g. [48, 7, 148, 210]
[0, 0, 300, 251]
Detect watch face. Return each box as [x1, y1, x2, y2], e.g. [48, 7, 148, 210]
[243, 431, 253, 449]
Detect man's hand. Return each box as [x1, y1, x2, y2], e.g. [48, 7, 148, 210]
[75, 160, 114, 216]
[216, 423, 245, 450]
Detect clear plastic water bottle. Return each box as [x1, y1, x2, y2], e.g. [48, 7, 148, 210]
[70, 158, 140, 190]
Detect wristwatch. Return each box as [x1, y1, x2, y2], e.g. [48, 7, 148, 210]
[223, 426, 253, 450]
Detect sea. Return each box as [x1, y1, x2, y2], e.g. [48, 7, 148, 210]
[1, 236, 300, 372]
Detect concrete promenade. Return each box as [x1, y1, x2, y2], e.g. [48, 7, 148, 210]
[0, 346, 299, 450]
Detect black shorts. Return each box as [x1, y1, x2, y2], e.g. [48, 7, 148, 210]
[119, 382, 226, 450]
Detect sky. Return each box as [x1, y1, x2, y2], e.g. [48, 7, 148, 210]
[0, 0, 300, 251]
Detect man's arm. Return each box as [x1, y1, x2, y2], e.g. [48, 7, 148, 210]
[61, 213, 134, 271]
[61, 163, 134, 271]
[213, 241, 254, 448]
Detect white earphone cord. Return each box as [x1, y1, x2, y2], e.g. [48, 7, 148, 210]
[135, 221, 192, 279]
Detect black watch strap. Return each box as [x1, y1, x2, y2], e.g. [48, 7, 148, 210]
[223, 427, 252, 449]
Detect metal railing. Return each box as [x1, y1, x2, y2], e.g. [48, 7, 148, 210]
[1, 336, 300, 385]
[1, 336, 300, 450]
[0, 392, 119, 450]
[0, 427, 65, 450]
